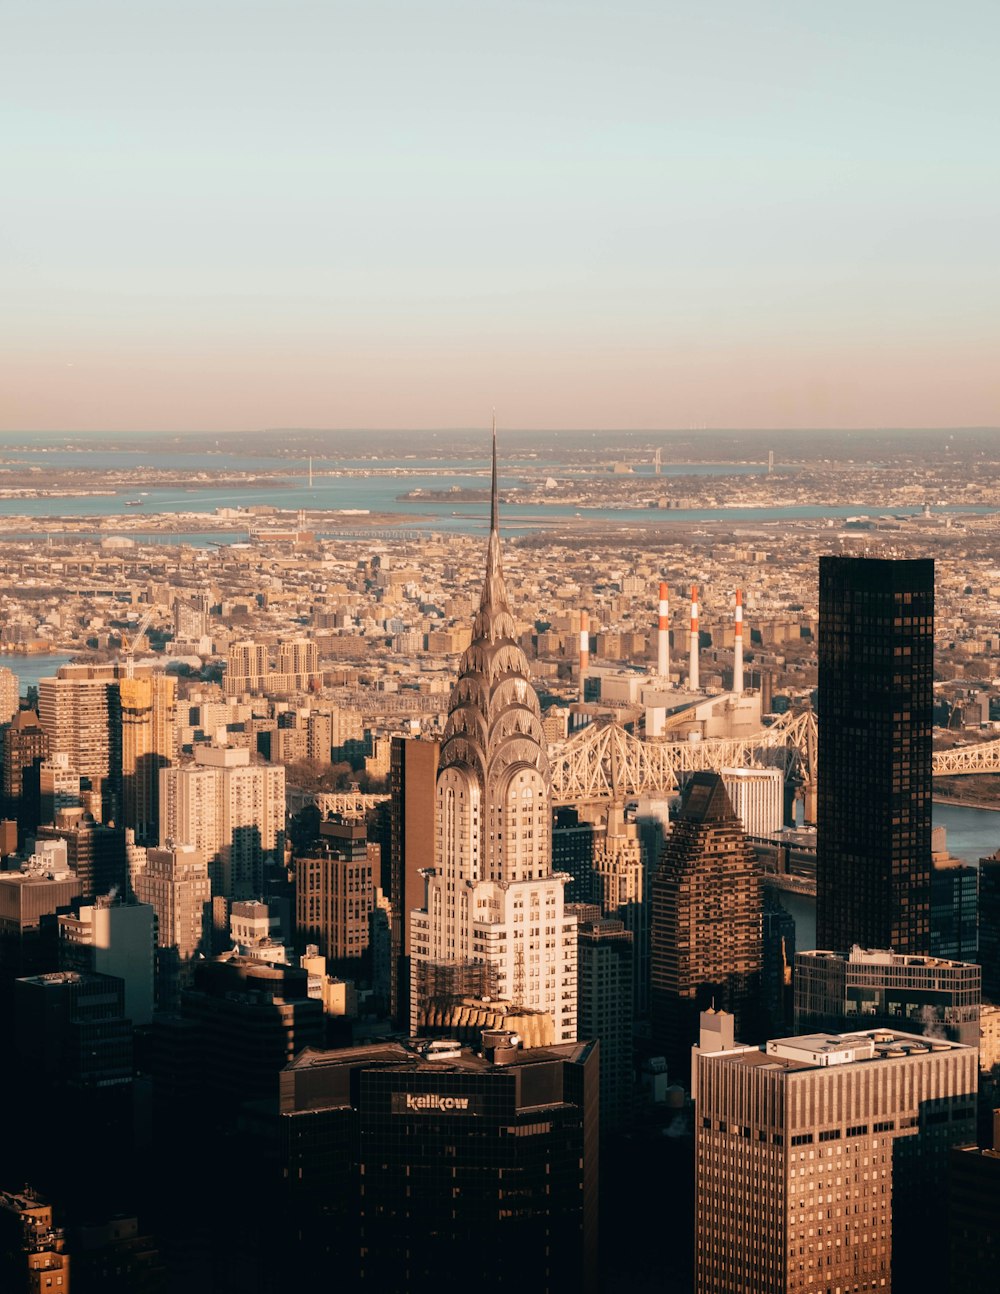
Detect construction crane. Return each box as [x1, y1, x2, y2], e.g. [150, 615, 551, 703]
[120, 605, 156, 679]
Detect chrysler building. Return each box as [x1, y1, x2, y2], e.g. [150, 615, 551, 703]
[410, 430, 577, 1041]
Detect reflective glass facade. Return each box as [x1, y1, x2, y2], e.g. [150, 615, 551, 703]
[817, 557, 934, 953]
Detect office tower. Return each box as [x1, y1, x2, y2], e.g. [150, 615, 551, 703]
[817, 556, 934, 953]
[225, 639, 268, 695]
[931, 854, 978, 961]
[794, 946, 980, 1046]
[174, 958, 322, 1112]
[11, 970, 134, 1211]
[278, 1037, 599, 1293]
[573, 906, 634, 1132]
[57, 894, 156, 1025]
[552, 806, 598, 903]
[410, 435, 577, 1042]
[761, 892, 796, 1034]
[159, 745, 285, 899]
[720, 765, 784, 836]
[631, 793, 674, 870]
[0, 666, 18, 724]
[0, 859, 81, 999]
[1, 708, 48, 837]
[389, 734, 438, 1023]
[977, 851, 1000, 1000]
[38, 751, 82, 822]
[949, 1112, 1000, 1294]
[37, 810, 127, 902]
[370, 886, 392, 1012]
[296, 816, 374, 971]
[694, 1027, 977, 1293]
[37, 666, 121, 820]
[651, 771, 762, 1078]
[132, 842, 210, 1009]
[119, 673, 176, 845]
[593, 801, 649, 1016]
[15, 967, 133, 1087]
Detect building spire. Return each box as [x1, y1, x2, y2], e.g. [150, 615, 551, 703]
[491, 408, 499, 534]
[473, 416, 515, 642]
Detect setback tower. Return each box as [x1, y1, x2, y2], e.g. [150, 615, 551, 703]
[410, 429, 577, 1041]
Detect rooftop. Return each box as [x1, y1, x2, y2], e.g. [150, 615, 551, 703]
[801, 945, 979, 972]
[717, 1028, 970, 1071]
[286, 1036, 594, 1076]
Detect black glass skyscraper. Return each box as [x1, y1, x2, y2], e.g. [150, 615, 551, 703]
[816, 556, 933, 953]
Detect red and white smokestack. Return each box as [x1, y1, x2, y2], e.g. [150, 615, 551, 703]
[657, 582, 670, 680]
[688, 585, 699, 691]
[734, 588, 744, 694]
[579, 611, 589, 701]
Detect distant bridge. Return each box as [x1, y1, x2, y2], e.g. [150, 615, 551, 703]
[295, 720, 1000, 820]
[548, 710, 817, 807]
[933, 741, 1000, 776]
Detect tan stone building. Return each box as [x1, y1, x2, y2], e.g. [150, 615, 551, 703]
[694, 1027, 977, 1292]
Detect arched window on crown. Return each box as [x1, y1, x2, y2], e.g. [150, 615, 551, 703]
[436, 766, 480, 882]
[500, 766, 549, 883]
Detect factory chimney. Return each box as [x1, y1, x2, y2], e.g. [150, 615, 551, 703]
[733, 588, 744, 694]
[657, 582, 670, 680]
[688, 586, 699, 691]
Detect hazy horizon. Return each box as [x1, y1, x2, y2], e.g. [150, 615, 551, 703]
[5, 1, 999, 432]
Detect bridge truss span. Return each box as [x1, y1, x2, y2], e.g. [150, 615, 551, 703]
[548, 710, 817, 806]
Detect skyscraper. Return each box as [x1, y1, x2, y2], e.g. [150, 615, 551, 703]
[650, 771, 761, 1077]
[694, 1026, 977, 1293]
[978, 851, 1000, 1001]
[158, 745, 285, 900]
[817, 556, 934, 953]
[949, 1113, 1000, 1294]
[410, 432, 577, 1041]
[794, 945, 981, 1046]
[56, 894, 156, 1026]
[119, 672, 176, 845]
[1, 707, 48, 837]
[0, 667, 19, 725]
[132, 842, 210, 1009]
[572, 904, 634, 1132]
[278, 1037, 599, 1293]
[36, 810, 127, 902]
[295, 816, 374, 971]
[38, 665, 121, 820]
[388, 740, 439, 1019]
[593, 801, 648, 1016]
[389, 735, 438, 1022]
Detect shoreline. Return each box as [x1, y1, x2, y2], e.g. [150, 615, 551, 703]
[933, 796, 1000, 812]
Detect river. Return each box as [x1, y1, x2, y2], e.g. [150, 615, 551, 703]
[0, 444, 992, 534]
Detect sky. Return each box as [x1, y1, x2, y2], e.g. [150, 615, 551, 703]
[2, 0, 999, 433]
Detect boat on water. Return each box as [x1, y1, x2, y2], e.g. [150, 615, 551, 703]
[125, 499, 143, 506]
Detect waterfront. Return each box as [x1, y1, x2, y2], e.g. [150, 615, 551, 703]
[933, 800, 1000, 863]
[5, 652, 75, 694]
[0, 476, 993, 535]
